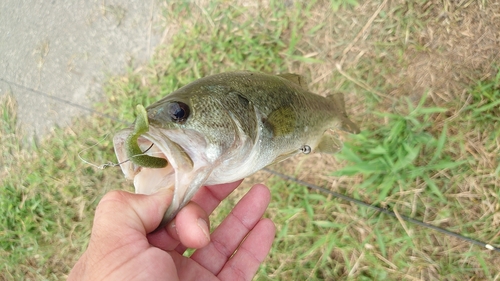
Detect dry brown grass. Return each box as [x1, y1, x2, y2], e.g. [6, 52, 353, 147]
[399, 1, 500, 102]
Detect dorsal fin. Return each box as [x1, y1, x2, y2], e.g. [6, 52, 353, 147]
[278, 73, 309, 90]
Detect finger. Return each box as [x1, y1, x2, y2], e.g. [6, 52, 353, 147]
[146, 223, 176, 251]
[148, 201, 209, 250]
[191, 180, 243, 214]
[82, 188, 174, 273]
[147, 181, 242, 251]
[190, 184, 271, 274]
[171, 201, 211, 248]
[94, 188, 173, 236]
[168, 220, 275, 281]
[218, 219, 275, 281]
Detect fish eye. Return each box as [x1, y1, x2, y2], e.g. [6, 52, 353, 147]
[168, 101, 190, 123]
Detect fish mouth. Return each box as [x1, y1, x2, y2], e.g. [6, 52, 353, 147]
[113, 126, 212, 229]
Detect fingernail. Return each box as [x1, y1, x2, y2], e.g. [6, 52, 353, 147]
[197, 218, 210, 242]
[170, 221, 178, 235]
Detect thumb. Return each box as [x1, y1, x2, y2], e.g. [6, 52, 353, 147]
[94, 188, 174, 236]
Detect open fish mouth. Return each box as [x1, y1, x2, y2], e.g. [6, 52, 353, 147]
[113, 127, 184, 193]
[113, 125, 212, 229]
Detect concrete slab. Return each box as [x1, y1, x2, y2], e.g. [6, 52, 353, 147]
[0, 0, 165, 137]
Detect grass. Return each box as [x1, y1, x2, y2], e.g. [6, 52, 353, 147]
[333, 94, 463, 203]
[1, 0, 500, 280]
[465, 68, 500, 132]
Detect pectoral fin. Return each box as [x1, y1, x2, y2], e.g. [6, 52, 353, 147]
[264, 106, 296, 137]
[314, 133, 343, 154]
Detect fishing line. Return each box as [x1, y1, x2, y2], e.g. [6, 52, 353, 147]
[77, 133, 120, 169]
[0, 78, 128, 124]
[263, 168, 500, 253]
[3, 76, 499, 253]
[78, 136, 157, 169]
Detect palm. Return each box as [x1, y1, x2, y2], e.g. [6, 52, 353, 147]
[147, 182, 274, 281]
[68, 181, 274, 281]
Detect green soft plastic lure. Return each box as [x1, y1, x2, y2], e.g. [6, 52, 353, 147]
[125, 105, 168, 168]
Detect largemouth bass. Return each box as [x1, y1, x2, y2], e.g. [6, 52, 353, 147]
[113, 71, 360, 229]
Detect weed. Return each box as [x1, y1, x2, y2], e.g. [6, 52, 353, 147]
[334, 94, 465, 203]
[464, 67, 500, 136]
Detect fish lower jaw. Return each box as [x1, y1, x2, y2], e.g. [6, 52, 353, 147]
[132, 161, 176, 195]
[131, 135, 193, 196]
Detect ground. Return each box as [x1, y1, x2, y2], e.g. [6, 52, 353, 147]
[0, 0, 164, 137]
[1, 0, 499, 280]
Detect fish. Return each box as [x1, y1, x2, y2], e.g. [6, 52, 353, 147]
[113, 71, 360, 230]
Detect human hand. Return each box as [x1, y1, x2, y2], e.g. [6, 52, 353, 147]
[68, 181, 275, 281]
